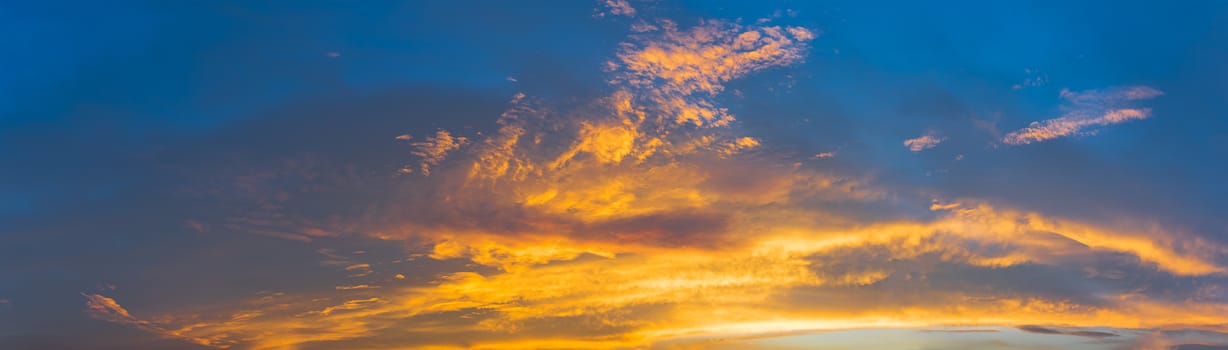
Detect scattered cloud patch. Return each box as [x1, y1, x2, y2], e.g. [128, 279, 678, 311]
[1012, 68, 1049, 90]
[613, 19, 814, 126]
[408, 129, 468, 176]
[596, 0, 636, 17]
[904, 133, 946, 152]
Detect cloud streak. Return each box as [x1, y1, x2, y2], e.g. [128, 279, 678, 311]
[1003, 86, 1163, 145]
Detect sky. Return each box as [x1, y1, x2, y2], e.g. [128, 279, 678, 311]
[2, 1, 1228, 349]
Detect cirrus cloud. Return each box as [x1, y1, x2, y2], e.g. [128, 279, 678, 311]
[1003, 86, 1163, 145]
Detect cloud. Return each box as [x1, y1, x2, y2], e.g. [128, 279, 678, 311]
[904, 133, 946, 152]
[1011, 68, 1048, 90]
[597, 0, 636, 17]
[613, 19, 814, 126]
[82, 293, 135, 322]
[407, 129, 468, 175]
[316, 297, 383, 316]
[82, 293, 221, 347]
[85, 198, 1228, 348]
[73, 9, 1228, 350]
[1003, 108, 1152, 145]
[1016, 325, 1118, 338]
[1003, 86, 1163, 145]
[930, 200, 961, 210]
[921, 328, 1000, 333]
[813, 151, 836, 159]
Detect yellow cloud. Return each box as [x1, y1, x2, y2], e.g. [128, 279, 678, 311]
[89, 202, 1228, 348]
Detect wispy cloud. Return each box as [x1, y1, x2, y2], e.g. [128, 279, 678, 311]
[1003, 86, 1163, 145]
[82, 293, 221, 347]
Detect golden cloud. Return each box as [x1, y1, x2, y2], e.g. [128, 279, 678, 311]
[84, 12, 1228, 350]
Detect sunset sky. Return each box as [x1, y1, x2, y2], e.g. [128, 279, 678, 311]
[3, 1, 1228, 349]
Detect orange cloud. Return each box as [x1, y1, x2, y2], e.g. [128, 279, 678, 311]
[84, 200, 1228, 348]
[83, 293, 223, 347]
[614, 20, 813, 127]
[343, 263, 370, 271]
[409, 129, 468, 175]
[84, 12, 1228, 350]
